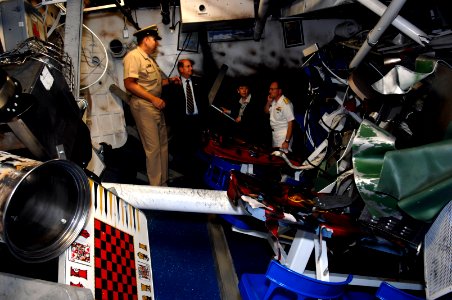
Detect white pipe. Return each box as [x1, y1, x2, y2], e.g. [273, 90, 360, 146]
[356, 0, 429, 46]
[211, 104, 236, 122]
[101, 183, 247, 215]
[350, 0, 408, 69]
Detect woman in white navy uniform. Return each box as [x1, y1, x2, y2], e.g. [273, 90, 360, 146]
[264, 80, 295, 153]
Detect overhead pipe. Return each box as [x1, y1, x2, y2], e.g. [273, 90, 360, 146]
[254, 0, 273, 41]
[169, 0, 180, 32]
[63, 0, 83, 100]
[160, 0, 171, 25]
[114, 0, 140, 30]
[349, 0, 408, 69]
[356, 0, 430, 46]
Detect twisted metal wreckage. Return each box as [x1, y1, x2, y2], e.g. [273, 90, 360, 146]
[195, 37, 452, 295]
[197, 0, 452, 271]
[202, 40, 452, 239]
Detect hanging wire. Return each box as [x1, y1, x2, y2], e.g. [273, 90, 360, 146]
[320, 58, 348, 85]
[304, 95, 316, 148]
[53, 23, 109, 91]
[168, 31, 192, 77]
[79, 24, 109, 90]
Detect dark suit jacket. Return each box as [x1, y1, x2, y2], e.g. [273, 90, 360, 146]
[166, 75, 209, 129]
[229, 95, 268, 145]
[230, 95, 263, 126]
[165, 75, 210, 158]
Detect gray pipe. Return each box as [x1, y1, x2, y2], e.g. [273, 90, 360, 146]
[254, 0, 272, 41]
[356, 0, 429, 46]
[350, 0, 408, 69]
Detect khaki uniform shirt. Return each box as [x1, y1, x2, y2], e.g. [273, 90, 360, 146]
[123, 47, 163, 100]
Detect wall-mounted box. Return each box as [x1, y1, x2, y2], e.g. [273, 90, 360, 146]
[180, 0, 255, 32]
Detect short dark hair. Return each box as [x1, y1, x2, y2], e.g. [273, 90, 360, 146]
[136, 35, 147, 45]
[235, 77, 250, 89]
[271, 79, 285, 91]
[177, 59, 195, 74]
[177, 59, 195, 69]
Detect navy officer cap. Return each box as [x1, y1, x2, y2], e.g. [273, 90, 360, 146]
[133, 24, 162, 40]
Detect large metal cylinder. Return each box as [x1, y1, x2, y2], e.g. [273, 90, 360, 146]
[0, 151, 90, 262]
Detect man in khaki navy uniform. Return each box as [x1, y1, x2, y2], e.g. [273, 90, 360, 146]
[123, 24, 180, 186]
[264, 80, 295, 153]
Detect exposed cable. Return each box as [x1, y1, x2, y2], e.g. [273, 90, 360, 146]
[79, 24, 109, 91]
[168, 31, 191, 77]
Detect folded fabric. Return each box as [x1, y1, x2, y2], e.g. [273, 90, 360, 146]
[372, 63, 437, 95]
[352, 120, 399, 219]
[353, 119, 452, 222]
[377, 138, 452, 222]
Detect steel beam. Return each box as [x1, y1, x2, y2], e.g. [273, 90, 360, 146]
[64, 0, 83, 99]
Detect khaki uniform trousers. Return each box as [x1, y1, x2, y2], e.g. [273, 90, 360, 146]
[130, 97, 168, 186]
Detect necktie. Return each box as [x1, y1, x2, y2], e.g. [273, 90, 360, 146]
[186, 79, 194, 115]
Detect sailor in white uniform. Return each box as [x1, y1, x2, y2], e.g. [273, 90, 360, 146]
[264, 81, 295, 153]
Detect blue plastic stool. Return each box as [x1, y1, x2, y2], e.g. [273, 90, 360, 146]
[239, 260, 353, 300]
[376, 282, 425, 300]
[204, 156, 259, 231]
[203, 156, 242, 190]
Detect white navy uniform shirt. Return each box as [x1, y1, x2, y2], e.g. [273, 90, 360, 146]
[269, 95, 295, 150]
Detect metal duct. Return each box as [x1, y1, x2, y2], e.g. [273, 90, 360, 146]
[0, 58, 92, 168]
[109, 39, 127, 58]
[0, 152, 90, 262]
[254, 0, 272, 41]
[161, 0, 171, 25]
[350, 0, 408, 69]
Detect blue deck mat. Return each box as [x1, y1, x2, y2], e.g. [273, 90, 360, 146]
[145, 210, 220, 300]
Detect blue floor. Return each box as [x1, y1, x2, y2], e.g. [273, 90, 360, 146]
[220, 216, 275, 278]
[144, 209, 276, 300]
[145, 210, 221, 300]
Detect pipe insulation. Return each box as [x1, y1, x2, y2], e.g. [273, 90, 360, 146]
[101, 183, 247, 215]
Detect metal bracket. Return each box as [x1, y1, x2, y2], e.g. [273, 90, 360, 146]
[55, 144, 67, 160]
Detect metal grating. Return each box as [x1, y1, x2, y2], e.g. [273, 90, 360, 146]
[424, 200, 452, 300]
[0, 37, 74, 94]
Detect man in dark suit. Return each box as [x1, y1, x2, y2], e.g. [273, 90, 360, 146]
[166, 59, 210, 177]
